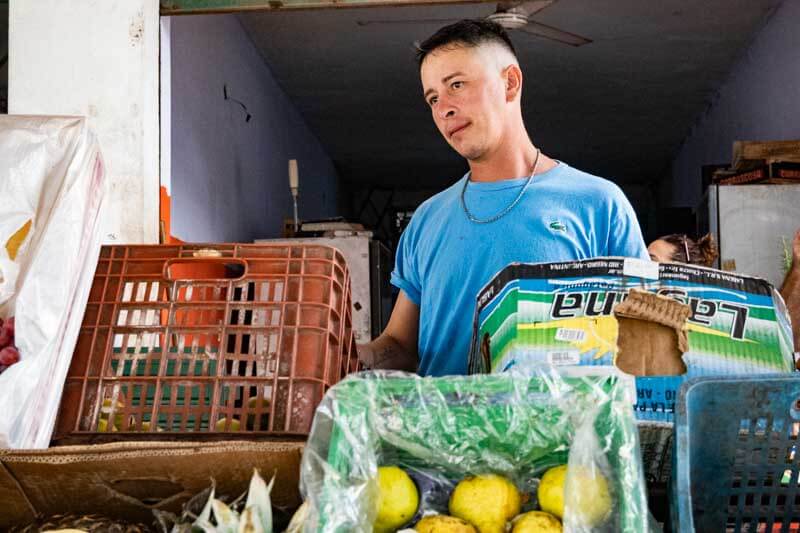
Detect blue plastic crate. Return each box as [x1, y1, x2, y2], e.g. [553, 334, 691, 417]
[672, 376, 800, 532]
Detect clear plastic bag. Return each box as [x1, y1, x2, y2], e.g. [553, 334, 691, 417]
[300, 368, 650, 532]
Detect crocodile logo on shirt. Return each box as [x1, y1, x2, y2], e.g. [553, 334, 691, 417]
[548, 220, 567, 233]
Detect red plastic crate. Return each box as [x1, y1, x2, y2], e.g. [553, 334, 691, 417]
[53, 243, 359, 443]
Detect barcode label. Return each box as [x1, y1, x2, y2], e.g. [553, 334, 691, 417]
[548, 351, 581, 366]
[623, 258, 659, 280]
[555, 328, 586, 343]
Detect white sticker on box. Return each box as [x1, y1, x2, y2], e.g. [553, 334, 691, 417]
[547, 351, 581, 366]
[555, 328, 587, 343]
[623, 258, 660, 280]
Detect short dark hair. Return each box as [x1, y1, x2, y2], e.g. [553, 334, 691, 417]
[416, 19, 517, 67]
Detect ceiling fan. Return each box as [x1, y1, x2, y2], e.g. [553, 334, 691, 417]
[356, 0, 592, 47]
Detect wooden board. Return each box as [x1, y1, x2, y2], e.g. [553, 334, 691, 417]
[161, 0, 494, 13]
[732, 140, 800, 170]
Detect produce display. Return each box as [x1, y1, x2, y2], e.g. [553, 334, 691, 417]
[301, 371, 649, 532]
[0, 317, 19, 374]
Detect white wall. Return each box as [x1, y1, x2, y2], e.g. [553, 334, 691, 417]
[669, 0, 800, 208]
[8, 0, 160, 243]
[169, 14, 339, 243]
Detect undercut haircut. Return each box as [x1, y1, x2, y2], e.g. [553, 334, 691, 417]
[416, 19, 518, 67]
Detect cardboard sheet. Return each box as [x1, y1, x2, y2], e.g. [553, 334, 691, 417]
[0, 439, 304, 528]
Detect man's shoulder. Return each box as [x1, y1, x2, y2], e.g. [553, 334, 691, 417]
[556, 164, 623, 195]
[410, 177, 464, 219]
[548, 164, 628, 209]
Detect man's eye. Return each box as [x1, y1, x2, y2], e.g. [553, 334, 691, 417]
[451, 81, 463, 89]
[428, 97, 438, 106]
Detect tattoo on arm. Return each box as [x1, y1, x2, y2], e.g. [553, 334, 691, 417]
[360, 336, 417, 372]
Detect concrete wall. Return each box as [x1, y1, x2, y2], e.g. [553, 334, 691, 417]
[669, 0, 800, 208]
[169, 14, 339, 243]
[9, 0, 160, 243]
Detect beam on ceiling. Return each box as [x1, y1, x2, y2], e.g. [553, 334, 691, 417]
[161, 0, 492, 14]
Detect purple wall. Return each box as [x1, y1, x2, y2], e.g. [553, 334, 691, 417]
[170, 14, 339, 242]
[669, 0, 800, 208]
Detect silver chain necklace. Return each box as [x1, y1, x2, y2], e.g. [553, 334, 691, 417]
[460, 148, 541, 224]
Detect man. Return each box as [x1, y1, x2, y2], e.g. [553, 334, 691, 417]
[358, 20, 648, 376]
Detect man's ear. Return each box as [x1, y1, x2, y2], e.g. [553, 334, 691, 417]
[504, 64, 523, 102]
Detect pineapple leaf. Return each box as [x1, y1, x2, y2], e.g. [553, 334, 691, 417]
[244, 468, 274, 533]
[237, 507, 265, 533]
[189, 518, 218, 533]
[284, 502, 309, 533]
[153, 508, 178, 533]
[197, 486, 216, 524]
[212, 498, 240, 533]
[186, 485, 216, 518]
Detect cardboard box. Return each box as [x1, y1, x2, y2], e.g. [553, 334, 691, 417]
[469, 258, 795, 423]
[468, 258, 796, 482]
[0, 440, 303, 529]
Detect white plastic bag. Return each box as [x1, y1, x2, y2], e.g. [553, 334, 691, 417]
[0, 115, 106, 448]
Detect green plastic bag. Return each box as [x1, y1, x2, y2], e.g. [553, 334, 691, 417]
[300, 369, 649, 532]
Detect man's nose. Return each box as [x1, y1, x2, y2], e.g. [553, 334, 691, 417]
[437, 98, 456, 120]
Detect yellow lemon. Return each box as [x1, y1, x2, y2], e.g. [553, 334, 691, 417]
[100, 398, 125, 428]
[374, 466, 419, 533]
[449, 474, 521, 533]
[512, 511, 562, 533]
[246, 396, 271, 430]
[538, 466, 567, 519]
[415, 515, 477, 532]
[537, 465, 611, 527]
[215, 417, 241, 431]
[97, 417, 118, 432]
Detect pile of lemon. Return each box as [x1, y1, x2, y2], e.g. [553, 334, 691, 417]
[374, 465, 611, 533]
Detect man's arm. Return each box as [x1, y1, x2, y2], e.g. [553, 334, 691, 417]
[780, 230, 800, 352]
[357, 291, 419, 372]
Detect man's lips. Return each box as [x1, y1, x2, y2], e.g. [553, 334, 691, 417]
[447, 122, 471, 138]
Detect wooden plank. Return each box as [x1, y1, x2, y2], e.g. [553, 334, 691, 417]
[161, 0, 493, 14]
[732, 140, 800, 170]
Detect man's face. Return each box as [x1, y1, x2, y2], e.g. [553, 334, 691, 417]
[420, 44, 511, 161]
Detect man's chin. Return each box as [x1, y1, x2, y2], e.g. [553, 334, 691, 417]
[450, 142, 485, 161]
[461, 149, 487, 161]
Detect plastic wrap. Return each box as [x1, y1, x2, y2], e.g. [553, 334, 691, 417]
[300, 368, 649, 532]
[0, 115, 106, 448]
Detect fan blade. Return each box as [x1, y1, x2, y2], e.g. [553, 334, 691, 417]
[517, 21, 592, 46]
[356, 18, 458, 26]
[497, 0, 555, 17]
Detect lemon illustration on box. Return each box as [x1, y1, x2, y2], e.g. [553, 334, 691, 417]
[469, 258, 795, 423]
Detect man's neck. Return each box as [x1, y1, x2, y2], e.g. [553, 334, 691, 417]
[468, 138, 557, 183]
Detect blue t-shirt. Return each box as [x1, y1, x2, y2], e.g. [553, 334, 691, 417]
[390, 163, 648, 377]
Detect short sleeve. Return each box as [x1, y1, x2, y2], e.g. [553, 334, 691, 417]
[608, 186, 649, 260]
[390, 221, 422, 306]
